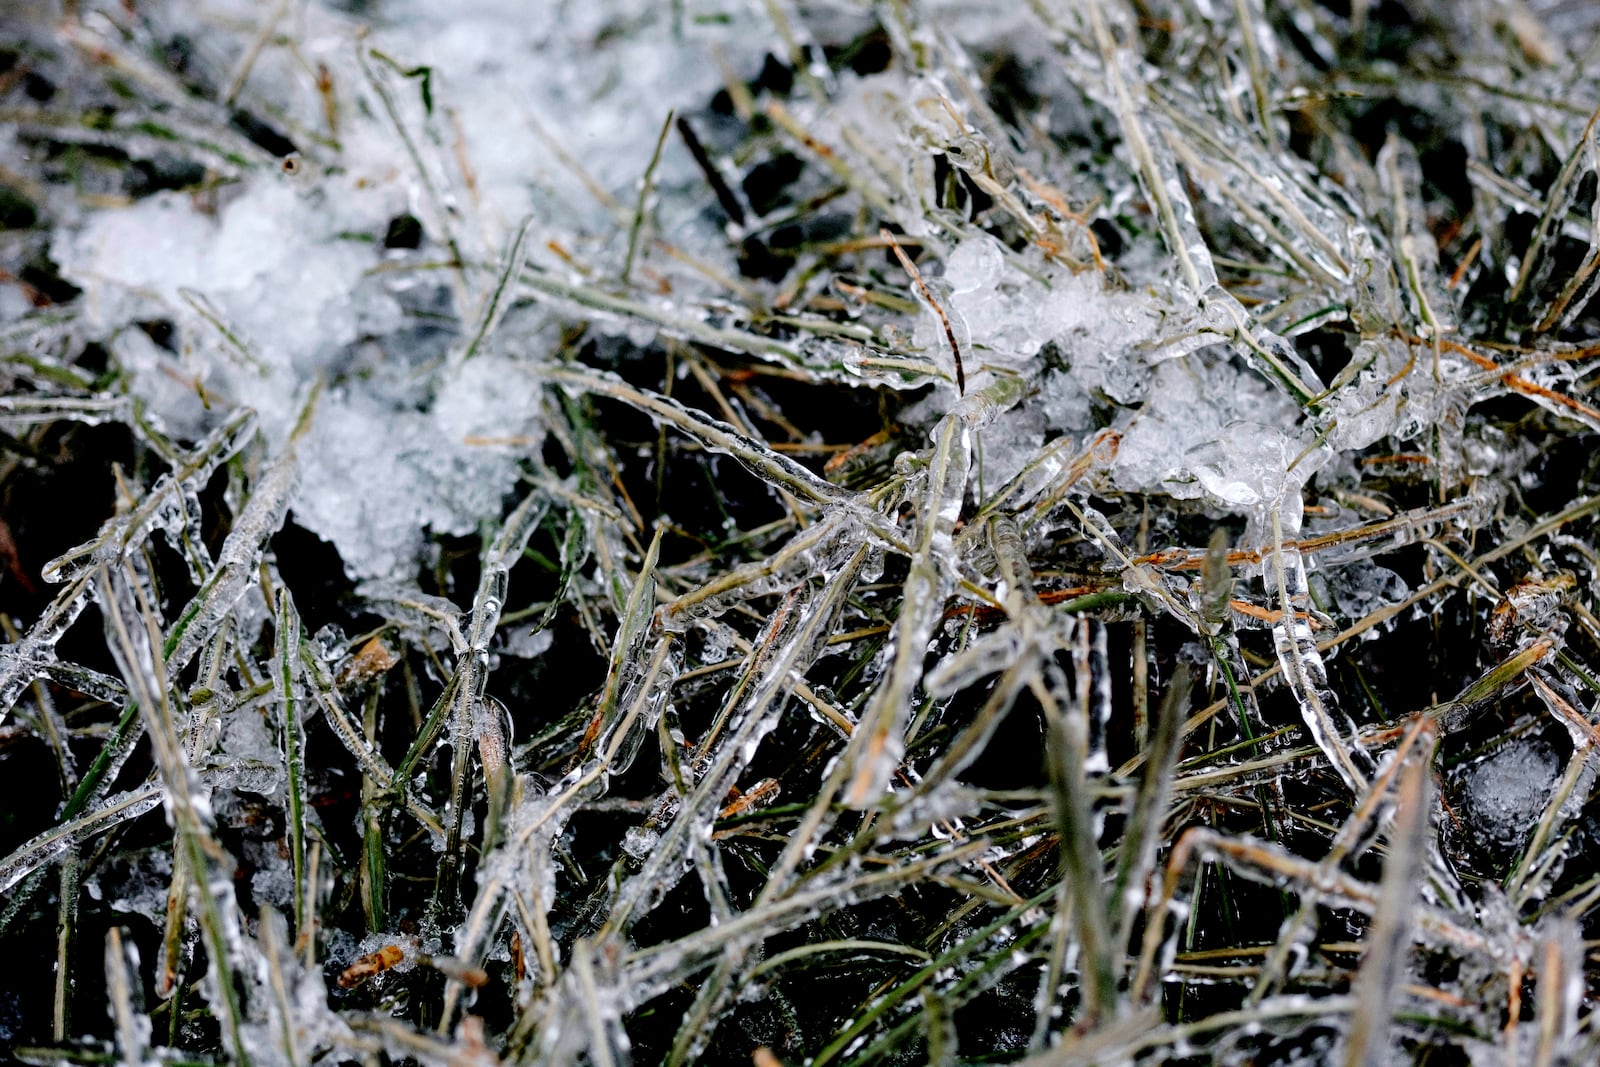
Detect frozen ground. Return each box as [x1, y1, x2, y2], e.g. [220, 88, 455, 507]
[3, 0, 1600, 1063]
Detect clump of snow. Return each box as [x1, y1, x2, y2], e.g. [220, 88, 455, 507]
[1326, 561, 1410, 630]
[55, 176, 403, 443]
[48, 0, 765, 579]
[923, 238, 1160, 385]
[1111, 354, 1316, 533]
[89, 848, 173, 917]
[292, 350, 545, 577]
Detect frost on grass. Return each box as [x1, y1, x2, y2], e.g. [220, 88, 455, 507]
[4, 0, 1600, 1064]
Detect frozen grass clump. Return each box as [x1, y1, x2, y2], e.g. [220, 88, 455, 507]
[4, 0, 1600, 1064]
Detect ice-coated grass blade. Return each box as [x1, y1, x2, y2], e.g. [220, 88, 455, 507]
[622, 112, 674, 287]
[99, 562, 251, 1065]
[1344, 726, 1433, 1067]
[164, 382, 318, 674]
[448, 215, 535, 372]
[844, 411, 967, 808]
[1037, 655, 1116, 1025]
[273, 586, 309, 937]
[1112, 666, 1189, 953]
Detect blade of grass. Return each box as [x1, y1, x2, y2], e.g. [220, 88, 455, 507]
[1344, 725, 1433, 1067]
[99, 562, 251, 1065]
[273, 586, 309, 938]
[622, 112, 674, 286]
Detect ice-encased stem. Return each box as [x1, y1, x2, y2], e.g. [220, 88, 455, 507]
[1248, 716, 1435, 1006]
[1343, 745, 1431, 1067]
[448, 214, 535, 372]
[0, 785, 161, 895]
[1035, 650, 1116, 1024]
[3, 575, 99, 726]
[600, 544, 867, 935]
[437, 487, 549, 911]
[273, 586, 309, 939]
[258, 906, 303, 1067]
[0, 408, 257, 724]
[521, 269, 830, 373]
[299, 629, 444, 838]
[105, 926, 150, 1066]
[357, 43, 469, 307]
[165, 383, 319, 675]
[434, 488, 551, 1022]
[179, 288, 269, 374]
[628, 837, 991, 992]
[0, 395, 132, 426]
[1268, 510, 1367, 793]
[590, 525, 663, 767]
[42, 406, 257, 586]
[1112, 666, 1188, 956]
[541, 363, 853, 509]
[1079, 0, 1206, 295]
[844, 411, 969, 807]
[98, 563, 251, 1066]
[622, 115, 673, 287]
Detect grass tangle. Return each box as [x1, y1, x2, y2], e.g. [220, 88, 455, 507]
[4, 0, 1600, 1064]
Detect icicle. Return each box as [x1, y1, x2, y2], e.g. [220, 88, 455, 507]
[1267, 510, 1368, 793]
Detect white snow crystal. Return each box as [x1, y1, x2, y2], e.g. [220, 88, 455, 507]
[49, 0, 766, 579]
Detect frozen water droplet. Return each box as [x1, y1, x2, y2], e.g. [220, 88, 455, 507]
[944, 235, 1004, 295]
[623, 825, 661, 862]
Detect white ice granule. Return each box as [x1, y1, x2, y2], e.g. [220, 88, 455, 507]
[291, 351, 543, 578]
[45, 0, 1340, 586]
[42, 0, 1323, 591]
[1461, 741, 1559, 855]
[1111, 355, 1313, 522]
